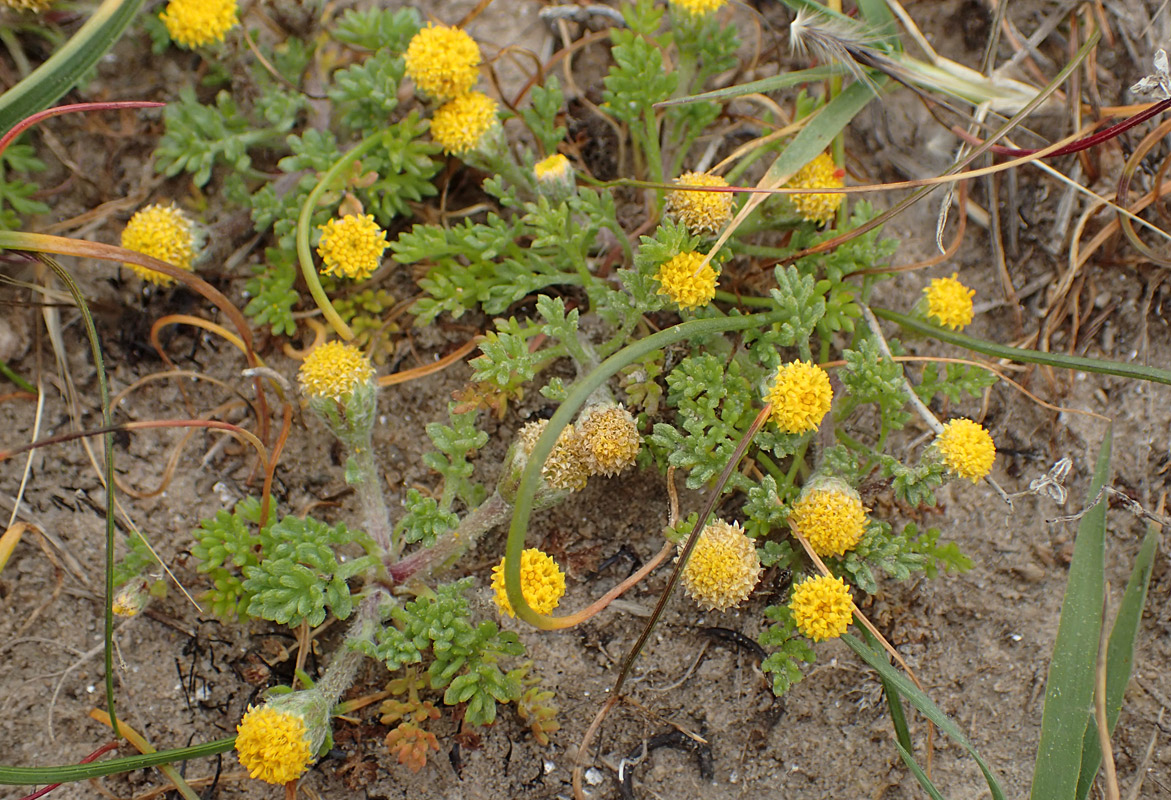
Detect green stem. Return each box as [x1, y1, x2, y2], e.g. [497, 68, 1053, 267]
[350, 443, 395, 556]
[755, 450, 786, 483]
[714, 289, 773, 308]
[506, 310, 791, 628]
[297, 132, 387, 340]
[873, 307, 1171, 386]
[0, 356, 35, 393]
[0, 739, 237, 785]
[37, 256, 118, 737]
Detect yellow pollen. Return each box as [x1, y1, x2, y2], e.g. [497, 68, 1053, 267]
[763, 361, 833, 434]
[430, 91, 499, 155]
[298, 341, 375, 402]
[789, 574, 853, 642]
[655, 252, 717, 310]
[933, 418, 996, 482]
[404, 24, 481, 102]
[120, 204, 197, 286]
[491, 548, 566, 617]
[235, 705, 313, 784]
[679, 520, 762, 611]
[316, 214, 388, 280]
[665, 171, 734, 235]
[787, 152, 844, 224]
[924, 273, 975, 330]
[160, 0, 238, 49]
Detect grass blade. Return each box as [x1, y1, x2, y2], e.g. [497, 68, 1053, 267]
[1075, 520, 1160, 799]
[0, 0, 143, 137]
[0, 738, 236, 784]
[843, 632, 1006, 800]
[1030, 430, 1112, 799]
[896, 741, 947, 800]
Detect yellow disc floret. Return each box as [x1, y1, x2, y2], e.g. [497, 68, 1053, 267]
[789, 484, 868, 557]
[669, 0, 726, 15]
[665, 172, 734, 235]
[787, 152, 844, 224]
[655, 251, 718, 310]
[924, 273, 975, 330]
[576, 403, 640, 477]
[404, 24, 481, 102]
[298, 341, 375, 402]
[2, 0, 53, 11]
[763, 361, 833, 434]
[933, 418, 996, 482]
[535, 154, 571, 182]
[316, 214, 388, 280]
[160, 0, 238, 49]
[431, 91, 499, 155]
[679, 520, 762, 611]
[235, 705, 314, 784]
[789, 574, 853, 642]
[491, 548, 567, 617]
[120, 204, 197, 286]
[518, 420, 589, 491]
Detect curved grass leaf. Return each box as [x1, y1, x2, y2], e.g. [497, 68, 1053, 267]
[0, 738, 235, 784]
[842, 632, 1006, 800]
[1030, 430, 1112, 799]
[1075, 517, 1159, 799]
[0, 0, 143, 137]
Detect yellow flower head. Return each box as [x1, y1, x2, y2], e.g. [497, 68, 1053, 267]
[535, 154, 571, 183]
[669, 0, 726, 16]
[112, 580, 149, 617]
[160, 0, 238, 49]
[789, 481, 868, 557]
[316, 214, 388, 280]
[576, 403, 640, 477]
[789, 574, 853, 642]
[933, 418, 995, 482]
[298, 341, 375, 402]
[2, 0, 52, 11]
[763, 361, 833, 434]
[924, 273, 975, 330]
[655, 251, 718, 310]
[431, 91, 500, 155]
[404, 23, 481, 102]
[235, 704, 314, 784]
[665, 171, 734, 235]
[491, 548, 567, 617]
[787, 152, 844, 224]
[120, 204, 197, 285]
[679, 520, 762, 611]
[518, 419, 589, 491]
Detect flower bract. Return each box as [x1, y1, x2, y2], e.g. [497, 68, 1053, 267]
[933, 418, 996, 482]
[924, 273, 975, 330]
[679, 520, 762, 611]
[235, 704, 314, 784]
[120, 204, 197, 285]
[654, 251, 718, 310]
[491, 548, 567, 617]
[787, 152, 844, 224]
[789, 482, 868, 557]
[763, 361, 833, 434]
[430, 91, 500, 155]
[789, 574, 853, 641]
[576, 403, 640, 477]
[160, 0, 238, 49]
[404, 23, 481, 102]
[298, 341, 375, 402]
[665, 171, 734, 235]
[316, 214, 388, 280]
[534, 153, 575, 199]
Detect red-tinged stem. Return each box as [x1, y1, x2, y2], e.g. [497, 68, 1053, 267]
[18, 742, 120, 800]
[950, 97, 1171, 157]
[0, 101, 164, 158]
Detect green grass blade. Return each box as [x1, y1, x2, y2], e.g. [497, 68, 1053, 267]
[1030, 430, 1112, 800]
[896, 741, 948, 800]
[843, 632, 1006, 800]
[0, 738, 236, 784]
[1075, 520, 1159, 799]
[872, 308, 1171, 387]
[654, 66, 848, 108]
[861, 627, 914, 755]
[0, 0, 143, 138]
